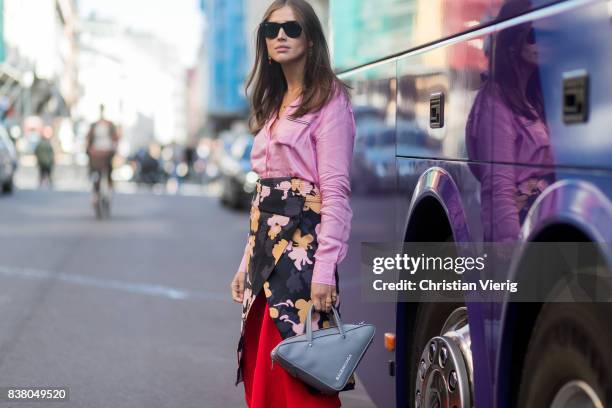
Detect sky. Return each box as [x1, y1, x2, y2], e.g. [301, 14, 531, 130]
[77, 0, 203, 66]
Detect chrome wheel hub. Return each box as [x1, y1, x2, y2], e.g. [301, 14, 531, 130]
[415, 308, 472, 408]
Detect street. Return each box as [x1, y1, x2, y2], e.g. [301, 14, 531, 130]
[0, 166, 375, 408]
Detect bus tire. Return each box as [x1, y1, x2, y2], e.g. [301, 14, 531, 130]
[516, 303, 612, 408]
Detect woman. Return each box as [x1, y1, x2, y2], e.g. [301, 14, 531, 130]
[466, 0, 555, 242]
[230, 1, 356, 407]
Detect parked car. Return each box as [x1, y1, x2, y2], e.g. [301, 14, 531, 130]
[0, 125, 17, 194]
[219, 134, 256, 209]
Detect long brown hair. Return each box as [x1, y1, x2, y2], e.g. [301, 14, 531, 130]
[490, 0, 544, 122]
[245, 0, 351, 135]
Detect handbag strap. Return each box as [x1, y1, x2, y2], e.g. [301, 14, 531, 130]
[305, 303, 345, 346]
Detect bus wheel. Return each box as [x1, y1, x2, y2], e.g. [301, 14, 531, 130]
[412, 306, 472, 408]
[517, 303, 611, 408]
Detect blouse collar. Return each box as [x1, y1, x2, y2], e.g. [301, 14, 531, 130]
[265, 93, 303, 134]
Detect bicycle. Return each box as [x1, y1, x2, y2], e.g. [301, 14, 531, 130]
[91, 166, 112, 220]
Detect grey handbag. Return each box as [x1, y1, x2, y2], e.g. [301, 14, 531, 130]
[270, 303, 376, 394]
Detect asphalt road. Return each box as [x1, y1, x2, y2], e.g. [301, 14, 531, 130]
[0, 167, 376, 408]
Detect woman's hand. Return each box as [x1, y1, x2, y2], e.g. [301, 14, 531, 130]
[230, 270, 245, 303]
[311, 282, 337, 313]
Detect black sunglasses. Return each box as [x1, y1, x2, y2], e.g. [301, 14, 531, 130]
[260, 21, 303, 39]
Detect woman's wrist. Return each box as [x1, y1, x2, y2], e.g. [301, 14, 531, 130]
[312, 260, 336, 286]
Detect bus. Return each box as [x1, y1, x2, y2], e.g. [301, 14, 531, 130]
[332, 0, 612, 407]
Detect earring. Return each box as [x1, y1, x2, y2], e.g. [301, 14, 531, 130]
[268, 56, 272, 64]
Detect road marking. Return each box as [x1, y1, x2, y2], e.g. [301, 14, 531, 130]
[0, 265, 230, 303]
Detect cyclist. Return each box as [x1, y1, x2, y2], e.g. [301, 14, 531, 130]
[86, 104, 119, 208]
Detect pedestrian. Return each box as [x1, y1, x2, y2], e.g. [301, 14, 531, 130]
[34, 126, 55, 188]
[230, 1, 356, 407]
[86, 104, 119, 204]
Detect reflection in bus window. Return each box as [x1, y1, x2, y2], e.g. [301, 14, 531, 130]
[466, 0, 555, 241]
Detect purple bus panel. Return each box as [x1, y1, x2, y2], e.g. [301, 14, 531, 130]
[339, 0, 612, 407]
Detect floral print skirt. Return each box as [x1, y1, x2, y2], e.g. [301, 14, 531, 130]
[516, 172, 556, 223]
[235, 177, 352, 392]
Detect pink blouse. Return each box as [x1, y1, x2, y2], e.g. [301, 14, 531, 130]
[237, 89, 356, 286]
[466, 83, 555, 241]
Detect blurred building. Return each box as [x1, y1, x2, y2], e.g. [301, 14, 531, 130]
[77, 16, 187, 156]
[1, 0, 78, 130]
[185, 67, 203, 143]
[197, 0, 249, 137]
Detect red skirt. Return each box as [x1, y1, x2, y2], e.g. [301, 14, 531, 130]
[242, 293, 341, 408]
